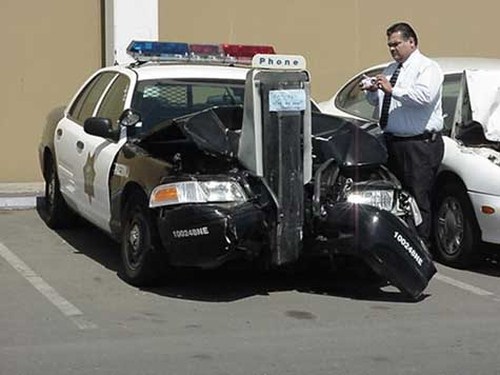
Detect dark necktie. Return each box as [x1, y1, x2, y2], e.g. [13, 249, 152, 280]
[379, 63, 402, 129]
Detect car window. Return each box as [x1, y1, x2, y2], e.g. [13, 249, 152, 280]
[335, 68, 384, 121]
[131, 79, 245, 132]
[442, 73, 461, 132]
[68, 72, 117, 125]
[96, 74, 130, 129]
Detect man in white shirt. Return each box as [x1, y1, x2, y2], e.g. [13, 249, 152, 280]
[365, 22, 444, 249]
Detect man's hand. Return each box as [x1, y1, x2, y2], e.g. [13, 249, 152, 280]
[376, 74, 392, 94]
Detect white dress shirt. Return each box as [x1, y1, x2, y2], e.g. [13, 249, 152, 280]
[367, 50, 444, 136]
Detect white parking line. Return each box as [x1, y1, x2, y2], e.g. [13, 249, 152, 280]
[0, 242, 97, 330]
[435, 273, 495, 297]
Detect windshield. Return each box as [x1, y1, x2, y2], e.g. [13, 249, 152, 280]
[131, 79, 245, 133]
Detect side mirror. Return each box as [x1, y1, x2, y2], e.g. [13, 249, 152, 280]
[84, 117, 120, 142]
[119, 109, 141, 127]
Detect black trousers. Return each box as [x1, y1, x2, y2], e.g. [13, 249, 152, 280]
[385, 133, 444, 243]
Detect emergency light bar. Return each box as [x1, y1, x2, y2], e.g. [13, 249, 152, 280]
[127, 41, 275, 64]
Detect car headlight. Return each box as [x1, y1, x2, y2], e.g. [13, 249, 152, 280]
[406, 195, 423, 226]
[149, 180, 247, 208]
[346, 189, 395, 211]
[346, 188, 423, 227]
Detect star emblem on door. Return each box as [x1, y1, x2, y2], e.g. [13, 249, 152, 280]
[83, 152, 96, 202]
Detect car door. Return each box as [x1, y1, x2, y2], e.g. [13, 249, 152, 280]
[74, 73, 133, 232]
[55, 72, 117, 212]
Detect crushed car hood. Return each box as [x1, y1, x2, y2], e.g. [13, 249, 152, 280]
[137, 105, 387, 167]
[462, 69, 500, 142]
[310, 112, 387, 167]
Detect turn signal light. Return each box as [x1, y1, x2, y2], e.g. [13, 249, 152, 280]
[481, 206, 495, 215]
[152, 186, 178, 204]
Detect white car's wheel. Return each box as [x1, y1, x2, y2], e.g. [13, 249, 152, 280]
[434, 183, 480, 268]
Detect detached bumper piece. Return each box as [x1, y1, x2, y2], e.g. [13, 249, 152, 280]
[157, 202, 266, 268]
[324, 202, 436, 299]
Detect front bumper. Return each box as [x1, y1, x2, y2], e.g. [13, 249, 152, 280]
[156, 202, 266, 268]
[319, 202, 436, 299]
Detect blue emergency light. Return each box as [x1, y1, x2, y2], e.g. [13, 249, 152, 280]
[127, 41, 189, 60]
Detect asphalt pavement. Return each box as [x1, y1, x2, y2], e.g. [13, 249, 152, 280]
[2, 209, 500, 375]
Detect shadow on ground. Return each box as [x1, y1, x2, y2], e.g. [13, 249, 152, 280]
[35, 198, 438, 304]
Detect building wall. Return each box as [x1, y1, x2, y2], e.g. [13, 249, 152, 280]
[0, 0, 101, 182]
[3, 0, 500, 182]
[160, 0, 500, 101]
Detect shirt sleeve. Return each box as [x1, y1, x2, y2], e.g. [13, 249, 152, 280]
[392, 62, 443, 107]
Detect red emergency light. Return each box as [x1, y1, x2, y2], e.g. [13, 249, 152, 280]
[221, 44, 276, 59]
[189, 44, 221, 56]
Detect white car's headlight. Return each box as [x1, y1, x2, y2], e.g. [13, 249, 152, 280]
[346, 189, 395, 211]
[149, 181, 247, 208]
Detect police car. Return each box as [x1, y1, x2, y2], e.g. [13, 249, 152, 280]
[38, 41, 435, 297]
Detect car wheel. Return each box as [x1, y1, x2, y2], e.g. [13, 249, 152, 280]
[433, 183, 480, 268]
[43, 155, 75, 229]
[121, 193, 164, 286]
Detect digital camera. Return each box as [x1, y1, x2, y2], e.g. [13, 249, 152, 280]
[359, 76, 377, 90]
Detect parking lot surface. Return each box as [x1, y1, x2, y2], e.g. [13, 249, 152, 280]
[1, 207, 500, 375]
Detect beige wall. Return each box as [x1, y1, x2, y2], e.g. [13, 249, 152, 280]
[0, 0, 101, 182]
[3, 0, 500, 182]
[160, 0, 500, 100]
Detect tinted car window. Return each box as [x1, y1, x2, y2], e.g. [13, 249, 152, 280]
[131, 79, 245, 132]
[96, 74, 130, 129]
[69, 72, 116, 125]
[335, 68, 384, 121]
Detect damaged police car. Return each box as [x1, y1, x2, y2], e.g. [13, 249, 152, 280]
[38, 41, 435, 298]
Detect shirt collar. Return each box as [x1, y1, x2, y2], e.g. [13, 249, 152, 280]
[400, 49, 421, 69]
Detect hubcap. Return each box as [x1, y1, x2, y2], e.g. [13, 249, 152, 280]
[436, 196, 464, 256]
[47, 169, 56, 209]
[127, 222, 142, 268]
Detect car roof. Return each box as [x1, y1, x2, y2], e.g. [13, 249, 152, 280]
[434, 57, 500, 74]
[361, 57, 500, 75]
[112, 63, 250, 81]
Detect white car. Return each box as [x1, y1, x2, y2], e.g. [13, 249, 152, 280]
[319, 57, 500, 267]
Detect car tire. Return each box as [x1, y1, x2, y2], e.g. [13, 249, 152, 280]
[120, 193, 164, 286]
[433, 182, 480, 268]
[43, 155, 75, 229]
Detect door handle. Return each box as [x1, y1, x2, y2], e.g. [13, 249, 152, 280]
[76, 141, 85, 152]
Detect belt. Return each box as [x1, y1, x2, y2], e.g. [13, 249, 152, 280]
[385, 132, 440, 142]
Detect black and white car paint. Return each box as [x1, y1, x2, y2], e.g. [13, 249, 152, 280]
[38, 43, 435, 298]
